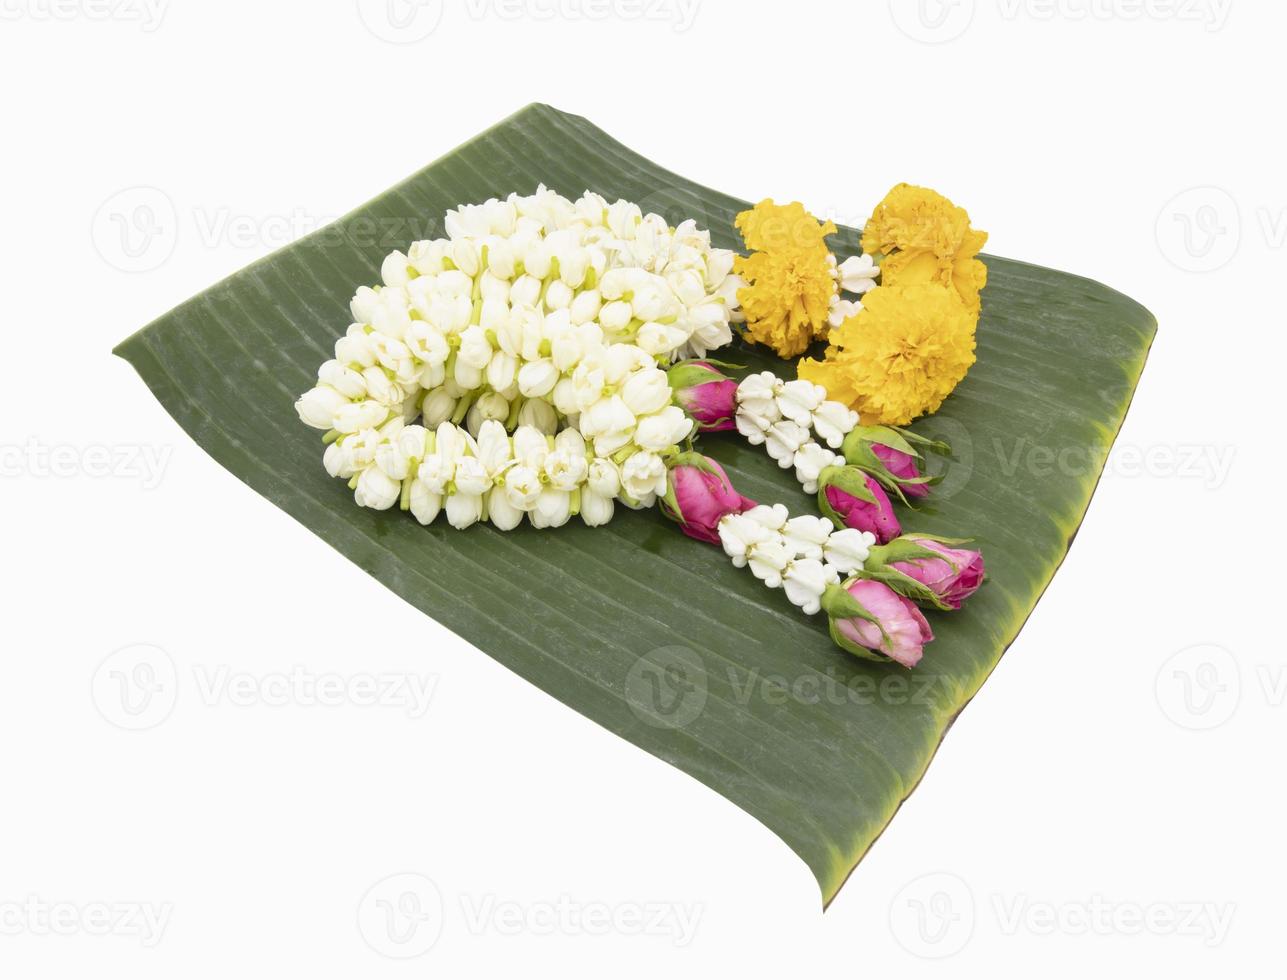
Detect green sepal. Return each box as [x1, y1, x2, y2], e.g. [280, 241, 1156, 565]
[816, 465, 879, 526]
[666, 360, 739, 391]
[821, 583, 895, 664]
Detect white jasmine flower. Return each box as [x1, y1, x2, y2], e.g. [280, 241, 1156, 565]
[530, 488, 573, 528]
[323, 441, 347, 479]
[601, 299, 635, 336]
[735, 408, 773, 446]
[811, 401, 860, 449]
[742, 503, 790, 531]
[409, 480, 442, 525]
[354, 465, 401, 511]
[794, 442, 840, 494]
[717, 513, 773, 567]
[776, 380, 826, 425]
[511, 425, 550, 470]
[380, 251, 413, 287]
[295, 386, 350, 430]
[736, 371, 780, 407]
[484, 351, 519, 392]
[509, 274, 542, 308]
[516, 397, 558, 433]
[502, 464, 543, 511]
[828, 297, 863, 330]
[824, 527, 876, 575]
[637, 321, 690, 356]
[361, 367, 405, 407]
[580, 395, 635, 447]
[406, 321, 450, 366]
[371, 334, 416, 384]
[580, 490, 615, 527]
[586, 457, 620, 497]
[633, 405, 693, 452]
[420, 388, 457, 427]
[620, 367, 672, 416]
[620, 451, 667, 501]
[445, 492, 484, 530]
[456, 325, 492, 370]
[783, 559, 833, 616]
[835, 253, 880, 294]
[335, 331, 376, 370]
[517, 358, 560, 398]
[333, 400, 389, 434]
[465, 391, 510, 437]
[484, 487, 523, 530]
[544, 443, 588, 492]
[569, 289, 602, 325]
[765, 420, 810, 468]
[783, 515, 834, 561]
[747, 538, 792, 589]
[452, 455, 491, 497]
[318, 360, 367, 399]
[350, 286, 382, 324]
[375, 425, 429, 481]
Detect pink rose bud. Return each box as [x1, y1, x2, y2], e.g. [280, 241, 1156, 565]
[660, 453, 757, 545]
[818, 466, 901, 544]
[864, 535, 986, 610]
[666, 360, 738, 432]
[822, 579, 934, 668]
[842, 425, 937, 502]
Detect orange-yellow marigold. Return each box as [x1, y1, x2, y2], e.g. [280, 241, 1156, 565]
[736, 199, 837, 253]
[735, 245, 836, 358]
[798, 283, 977, 426]
[861, 184, 988, 312]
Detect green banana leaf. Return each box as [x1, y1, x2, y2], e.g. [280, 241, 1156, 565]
[114, 103, 1156, 906]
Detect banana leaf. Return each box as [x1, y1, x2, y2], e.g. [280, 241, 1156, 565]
[114, 103, 1156, 906]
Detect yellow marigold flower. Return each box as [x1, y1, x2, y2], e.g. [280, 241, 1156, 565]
[735, 244, 836, 358]
[737, 199, 837, 252]
[799, 283, 977, 426]
[861, 184, 989, 312]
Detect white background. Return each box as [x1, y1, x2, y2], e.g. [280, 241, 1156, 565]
[0, 0, 1279, 975]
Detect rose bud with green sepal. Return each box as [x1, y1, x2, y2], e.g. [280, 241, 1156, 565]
[860, 534, 986, 611]
[817, 465, 901, 544]
[666, 360, 739, 432]
[821, 578, 935, 668]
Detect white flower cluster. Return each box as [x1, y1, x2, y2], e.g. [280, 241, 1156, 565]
[734, 372, 860, 493]
[296, 187, 745, 526]
[825, 253, 881, 328]
[717, 505, 875, 616]
[323, 418, 624, 530]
